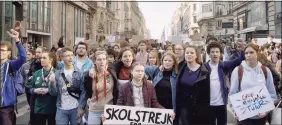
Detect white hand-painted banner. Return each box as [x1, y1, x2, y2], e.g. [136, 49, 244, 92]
[229, 84, 275, 121]
[103, 105, 174, 125]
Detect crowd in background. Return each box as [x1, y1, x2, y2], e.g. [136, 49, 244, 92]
[1, 29, 281, 125]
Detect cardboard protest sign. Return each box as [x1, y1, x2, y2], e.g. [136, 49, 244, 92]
[106, 36, 116, 43]
[168, 36, 182, 44]
[229, 84, 275, 121]
[103, 105, 174, 125]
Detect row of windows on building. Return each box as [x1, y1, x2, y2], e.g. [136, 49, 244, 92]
[0, 2, 85, 42]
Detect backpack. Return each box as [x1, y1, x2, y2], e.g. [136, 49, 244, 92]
[7, 63, 25, 96]
[238, 65, 268, 91]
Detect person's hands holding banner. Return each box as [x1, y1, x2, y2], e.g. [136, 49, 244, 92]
[170, 112, 175, 120]
[258, 112, 267, 118]
[233, 113, 238, 120]
[101, 114, 105, 122]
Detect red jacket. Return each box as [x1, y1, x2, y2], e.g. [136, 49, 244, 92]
[117, 81, 164, 109]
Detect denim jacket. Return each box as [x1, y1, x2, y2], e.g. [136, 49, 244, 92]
[58, 56, 93, 73]
[48, 67, 87, 110]
[145, 66, 177, 111]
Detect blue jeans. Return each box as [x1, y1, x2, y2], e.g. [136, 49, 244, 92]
[55, 108, 77, 125]
[88, 111, 103, 125]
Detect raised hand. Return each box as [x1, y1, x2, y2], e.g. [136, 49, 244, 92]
[7, 29, 20, 42]
[49, 71, 55, 84]
[89, 68, 97, 79]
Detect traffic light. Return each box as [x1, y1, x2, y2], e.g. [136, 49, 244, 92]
[12, 1, 23, 21]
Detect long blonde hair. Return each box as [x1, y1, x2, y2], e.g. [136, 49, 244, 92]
[147, 50, 160, 66]
[161, 52, 178, 73]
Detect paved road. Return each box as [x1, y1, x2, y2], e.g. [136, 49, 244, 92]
[15, 95, 237, 125]
[16, 95, 30, 125]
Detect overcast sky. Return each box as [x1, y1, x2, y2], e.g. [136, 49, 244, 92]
[138, 2, 181, 39]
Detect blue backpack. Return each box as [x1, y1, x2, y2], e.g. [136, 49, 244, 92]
[7, 63, 24, 96]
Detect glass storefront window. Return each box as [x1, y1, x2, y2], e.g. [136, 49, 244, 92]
[31, 2, 38, 23]
[275, 2, 281, 38]
[275, 2, 281, 13]
[4, 2, 13, 41]
[61, 2, 66, 38]
[276, 23, 281, 38]
[0, 2, 3, 41]
[44, 2, 50, 25]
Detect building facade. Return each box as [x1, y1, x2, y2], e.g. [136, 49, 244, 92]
[182, 2, 201, 41]
[197, 1, 234, 41]
[1, 1, 148, 50]
[0, 1, 88, 50]
[233, 1, 281, 41]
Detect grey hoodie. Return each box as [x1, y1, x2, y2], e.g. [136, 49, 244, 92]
[229, 61, 277, 119]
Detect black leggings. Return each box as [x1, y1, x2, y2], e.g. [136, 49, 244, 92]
[33, 113, 55, 125]
[179, 107, 197, 125]
[207, 105, 227, 125]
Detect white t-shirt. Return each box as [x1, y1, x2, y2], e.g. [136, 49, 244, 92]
[76, 60, 84, 71]
[60, 68, 79, 110]
[209, 63, 224, 106]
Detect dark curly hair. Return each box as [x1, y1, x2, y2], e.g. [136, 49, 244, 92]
[106, 48, 117, 60]
[206, 41, 223, 54]
[206, 37, 218, 44]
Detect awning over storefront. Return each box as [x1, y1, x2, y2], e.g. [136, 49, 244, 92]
[237, 27, 256, 34]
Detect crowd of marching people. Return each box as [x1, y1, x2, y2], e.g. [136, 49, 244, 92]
[0, 29, 281, 125]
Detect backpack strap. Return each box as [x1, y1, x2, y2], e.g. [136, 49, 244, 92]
[238, 65, 268, 91]
[61, 72, 80, 100]
[238, 65, 243, 91]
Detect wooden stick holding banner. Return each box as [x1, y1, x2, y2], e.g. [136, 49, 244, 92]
[229, 84, 275, 121]
[103, 105, 174, 125]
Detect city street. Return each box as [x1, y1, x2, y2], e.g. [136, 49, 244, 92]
[1, 1, 280, 125]
[16, 95, 30, 125]
[15, 94, 237, 125]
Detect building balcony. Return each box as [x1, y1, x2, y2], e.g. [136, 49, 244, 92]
[232, 1, 251, 11]
[107, 8, 115, 16]
[84, 2, 97, 9]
